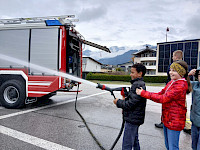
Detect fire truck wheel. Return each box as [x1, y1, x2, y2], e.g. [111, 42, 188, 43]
[0, 80, 26, 109]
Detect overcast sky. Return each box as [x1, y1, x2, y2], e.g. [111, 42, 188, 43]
[1, 0, 200, 50]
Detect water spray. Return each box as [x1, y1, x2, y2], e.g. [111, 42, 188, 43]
[0, 53, 97, 87]
[0, 53, 129, 150]
[0, 53, 128, 97]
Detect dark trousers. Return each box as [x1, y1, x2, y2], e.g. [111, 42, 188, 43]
[122, 122, 140, 150]
[191, 124, 200, 150]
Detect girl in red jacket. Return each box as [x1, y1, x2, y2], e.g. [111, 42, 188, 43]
[136, 60, 192, 150]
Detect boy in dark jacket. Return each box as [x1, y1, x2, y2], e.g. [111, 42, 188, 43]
[113, 63, 146, 150]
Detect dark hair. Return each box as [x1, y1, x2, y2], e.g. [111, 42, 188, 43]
[132, 63, 146, 77]
[176, 60, 192, 94]
[195, 69, 200, 79]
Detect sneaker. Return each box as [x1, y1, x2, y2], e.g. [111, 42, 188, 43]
[155, 122, 163, 128]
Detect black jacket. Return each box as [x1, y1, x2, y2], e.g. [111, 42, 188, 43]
[116, 78, 146, 125]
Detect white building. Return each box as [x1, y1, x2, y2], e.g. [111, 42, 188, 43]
[101, 64, 115, 72]
[82, 57, 102, 72]
[132, 46, 157, 75]
[82, 57, 102, 79]
[117, 61, 133, 72]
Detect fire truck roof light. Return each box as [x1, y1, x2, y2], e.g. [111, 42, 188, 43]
[45, 20, 63, 26]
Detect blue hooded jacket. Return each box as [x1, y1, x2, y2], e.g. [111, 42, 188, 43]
[190, 67, 200, 127]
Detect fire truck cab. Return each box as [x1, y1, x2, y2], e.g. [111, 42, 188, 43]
[0, 15, 110, 108]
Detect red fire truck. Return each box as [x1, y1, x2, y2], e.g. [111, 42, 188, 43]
[0, 15, 110, 109]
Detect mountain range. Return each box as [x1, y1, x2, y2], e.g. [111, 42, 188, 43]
[98, 49, 138, 65]
[83, 45, 156, 65]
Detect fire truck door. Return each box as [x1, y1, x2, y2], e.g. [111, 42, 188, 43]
[66, 32, 81, 77]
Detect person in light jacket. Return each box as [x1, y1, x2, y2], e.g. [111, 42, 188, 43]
[136, 60, 192, 150]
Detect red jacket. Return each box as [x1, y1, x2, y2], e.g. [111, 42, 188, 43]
[141, 79, 188, 131]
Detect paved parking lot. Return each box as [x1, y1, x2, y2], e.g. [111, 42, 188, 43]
[0, 83, 192, 150]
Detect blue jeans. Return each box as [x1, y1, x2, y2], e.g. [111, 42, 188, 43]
[191, 124, 200, 150]
[122, 122, 140, 150]
[163, 125, 181, 150]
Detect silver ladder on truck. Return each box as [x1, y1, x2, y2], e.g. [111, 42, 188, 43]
[0, 15, 78, 26]
[0, 15, 111, 53]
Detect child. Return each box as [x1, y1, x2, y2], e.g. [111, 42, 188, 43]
[113, 63, 147, 150]
[136, 60, 192, 150]
[188, 67, 200, 150]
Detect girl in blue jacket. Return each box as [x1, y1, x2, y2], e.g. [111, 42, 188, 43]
[188, 67, 200, 150]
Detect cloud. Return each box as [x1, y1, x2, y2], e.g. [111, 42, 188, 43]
[78, 5, 107, 22]
[0, 0, 200, 47]
[186, 13, 200, 36]
[0, 0, 78, 18]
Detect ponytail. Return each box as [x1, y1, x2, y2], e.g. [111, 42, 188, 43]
[185, 73, 192, 94]
[176, 60, 192, 94]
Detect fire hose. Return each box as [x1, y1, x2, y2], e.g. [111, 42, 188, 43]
[75, 83, 129, 150]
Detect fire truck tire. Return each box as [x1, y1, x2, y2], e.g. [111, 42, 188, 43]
[0, 80, 26, 109]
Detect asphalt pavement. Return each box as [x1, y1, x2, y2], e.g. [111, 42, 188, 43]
[0, 83, 192, 150]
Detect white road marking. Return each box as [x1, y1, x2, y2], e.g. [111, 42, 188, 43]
[0, 91, 108, 120]
[0, 91, 108, 150]
[0, 125, 74, 150]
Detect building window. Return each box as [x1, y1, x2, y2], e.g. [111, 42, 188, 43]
[158, 41, 198, 73]
[199, 52, 200, 67]
[151, 52, 156, 57]
[178, 43, 183, 50]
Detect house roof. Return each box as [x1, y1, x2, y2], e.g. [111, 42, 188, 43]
[132, 46, 156, 55]
[83, 57, 102, 65]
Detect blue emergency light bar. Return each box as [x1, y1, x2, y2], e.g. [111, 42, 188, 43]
[45, 20, 63, 26]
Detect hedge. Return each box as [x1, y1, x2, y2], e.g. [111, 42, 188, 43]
[86, 73, 167, 83]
